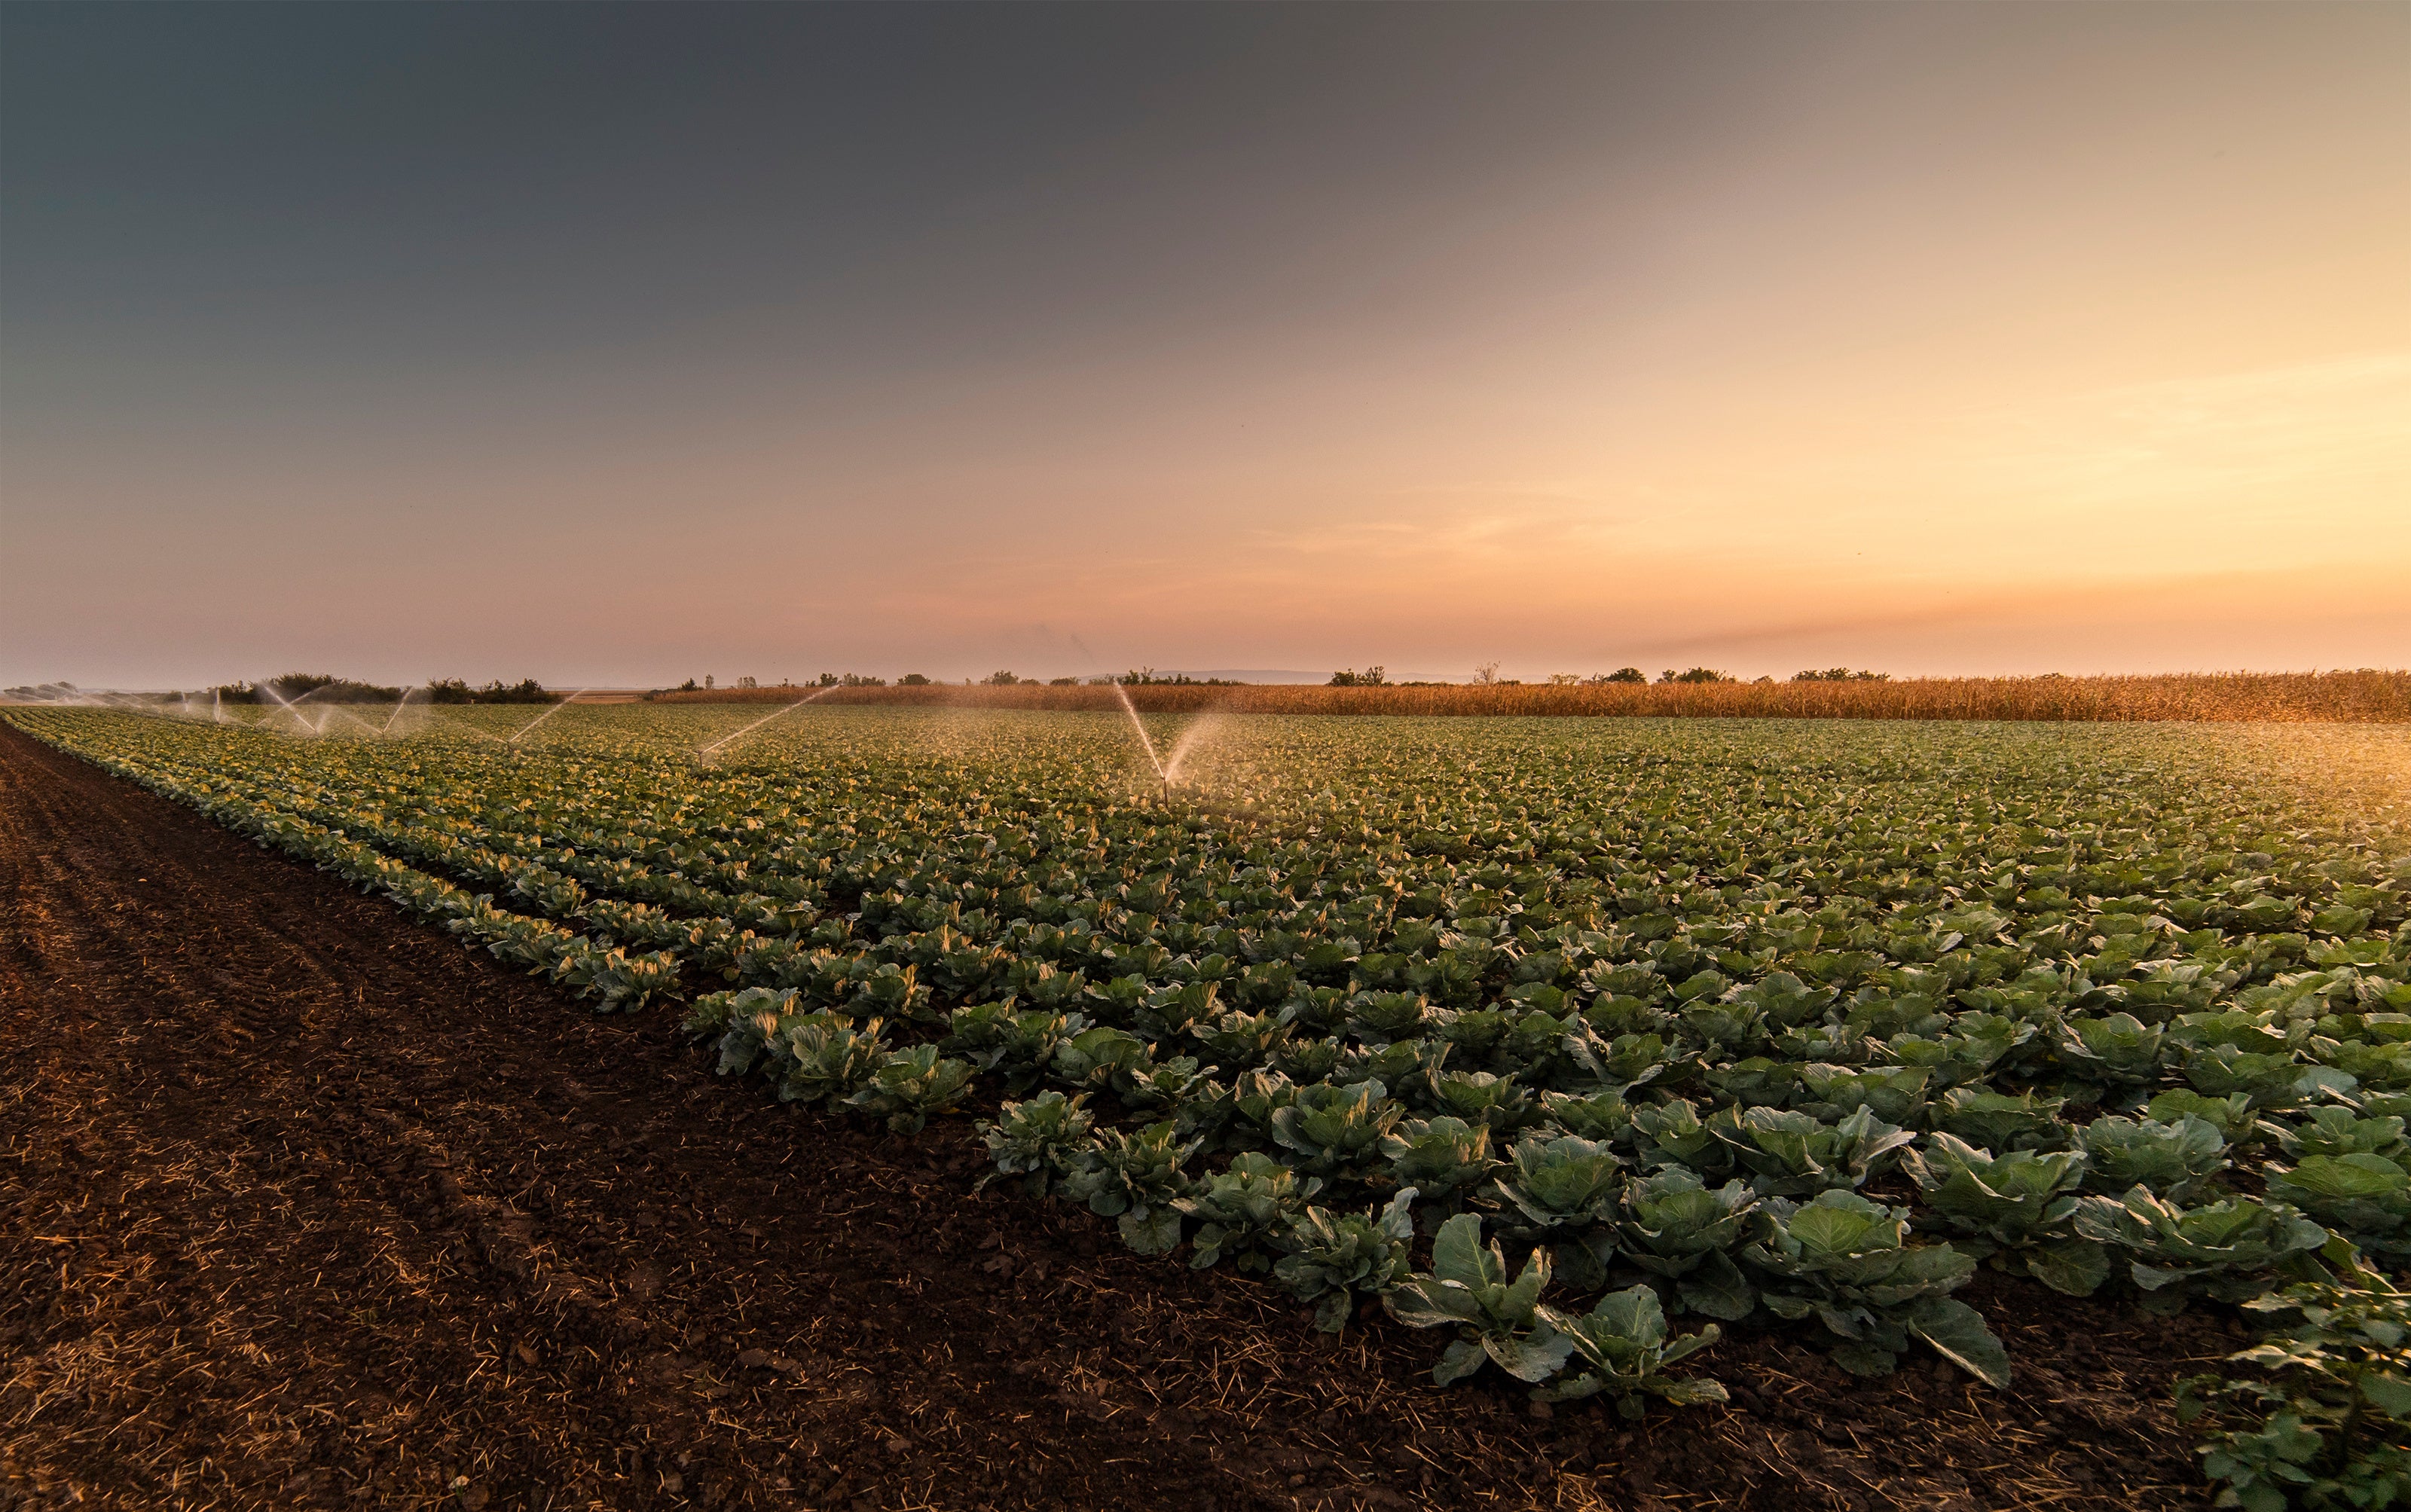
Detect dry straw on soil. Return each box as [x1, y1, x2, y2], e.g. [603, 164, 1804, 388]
[655, 670, 2411, 722]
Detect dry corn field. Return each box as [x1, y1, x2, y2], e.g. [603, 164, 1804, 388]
[652, 670, 2411, 723]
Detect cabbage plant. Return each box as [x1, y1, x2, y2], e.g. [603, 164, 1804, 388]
[1173, 1153, 1322, 1272]
[689, 985, 790, 1044]
[1903, 1132, 2107, 1296]
[1563, 1028, 1679, 1096]
[770, 1014, 891, 1106]
[1792, 1064, 1930, 1127]
[945, 1003, 1088, 1090]
[1531, 1286, 1728, 1415]
[1134, 979, 1219, 1040]
[1333, 1040, 1429, 1092]
[1540, 1090, 1633, 1142]
[2184, 1043, 2307, 1110]
[1612, 1168, 1762, 1320]
[2150, 1089, 2264, 1144]
[1425, 1070, 1541, 1134]
[1347, 990, 1429, 1043]
[1193, 1010, 1291, 1069]
[1379, 1116, 1499, 1208]
[711, 997, 796, 1076]
[1629, 1098, 1737, 1178]
[1050, 1025, 1152, 1092]
[980, 1091, 1094, 1196]
[1272, 1035, 1346, 1083]
[1270, 1080, 1407, 1176]
[2073, 1188, 2332, 1310]
[1062, 1120, 1202, 1255]
[1493, 1134, 1624, 1233]
[2269, 1107, 2411, 1166]
[1719, 1106, 1916, 1197]
[1933, 1087, 2070, 1153]
[1384, 1213, 1572, 1385]
[844, 1045, 976, 1133]
[2058, 1012, 2168, 1088]
[1884, 1016, 2029, 1089]
[1741, 1190, 2009, 1385]
[1116, 1054, 1215, 1114]
[2077, 1113, 2229, 1202]
[2266, 1156, 2411, 1260]
[1276, 1190, 1418, 1332]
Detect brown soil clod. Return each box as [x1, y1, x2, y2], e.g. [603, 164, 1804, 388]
[0, 722, 2220, 1510]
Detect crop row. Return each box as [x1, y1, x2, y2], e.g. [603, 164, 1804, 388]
[11, 706, 2411, 1446]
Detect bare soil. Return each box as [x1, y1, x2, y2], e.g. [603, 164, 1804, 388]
[0, 723, 2225, 1511]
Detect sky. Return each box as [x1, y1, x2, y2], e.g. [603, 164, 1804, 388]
[3, 2, 2405, 689]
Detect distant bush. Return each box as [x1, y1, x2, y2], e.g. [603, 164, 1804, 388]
[900, 674, 933, 686]
[1118, 668, 1239, 686]
[425, 678, 556, 705]
[1661, 667, 1734, 685]
[1793, 668, 1890, 683]
[218, 674, 404, 705]
[1330, 667, 1388, 687]
[985, 671, 1022, 686]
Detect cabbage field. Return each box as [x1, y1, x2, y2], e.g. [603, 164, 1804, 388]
[13, 704, 2411, 1501]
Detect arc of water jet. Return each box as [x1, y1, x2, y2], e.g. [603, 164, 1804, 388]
[1161, 709, 1225, 785]
[253, 683, 316, 732]
[698, 686, 836, 756]
[380, 685, 423, 735]
[507, 690, 589, 744]
[1110, 681, 1166, 782]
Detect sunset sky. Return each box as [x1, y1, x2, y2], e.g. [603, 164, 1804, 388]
[4, 2, 2405, 689]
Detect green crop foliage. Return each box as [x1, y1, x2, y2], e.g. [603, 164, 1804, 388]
[13, 703, 2409, 1486]
[2180, 1269, 2411, 1512]
[1173, 1152, 1323, 1273]
[1531, 1285, 1728, 1415]
[1743, 1191, 2010, 1385]
[1386, 1212, 1572, 1385]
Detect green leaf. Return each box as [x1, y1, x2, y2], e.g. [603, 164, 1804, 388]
[1676, 1251, 1758, 1321]
[2360, 1371, 2411, 1418]
[1434, 1337, 1489, 1385]
[1485, 1330, 1577, 1384]
[2022, 1237, 2111, 1298]
[1119, 1207, 1183, 1256]
[1429, 1212, 1489, 1287]
[1907, 1298, 2012, 1388]
[1312, 1291, 1354, 1333]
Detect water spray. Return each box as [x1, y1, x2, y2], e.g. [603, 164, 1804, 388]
[380, 685, 423, 735]
[1110, 682, 1169, 787]
[253, 682, 315, 734]
[698, 686, 836, 756]
[507, 689, 590, 744]
[1160, 708, 1224, 786]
